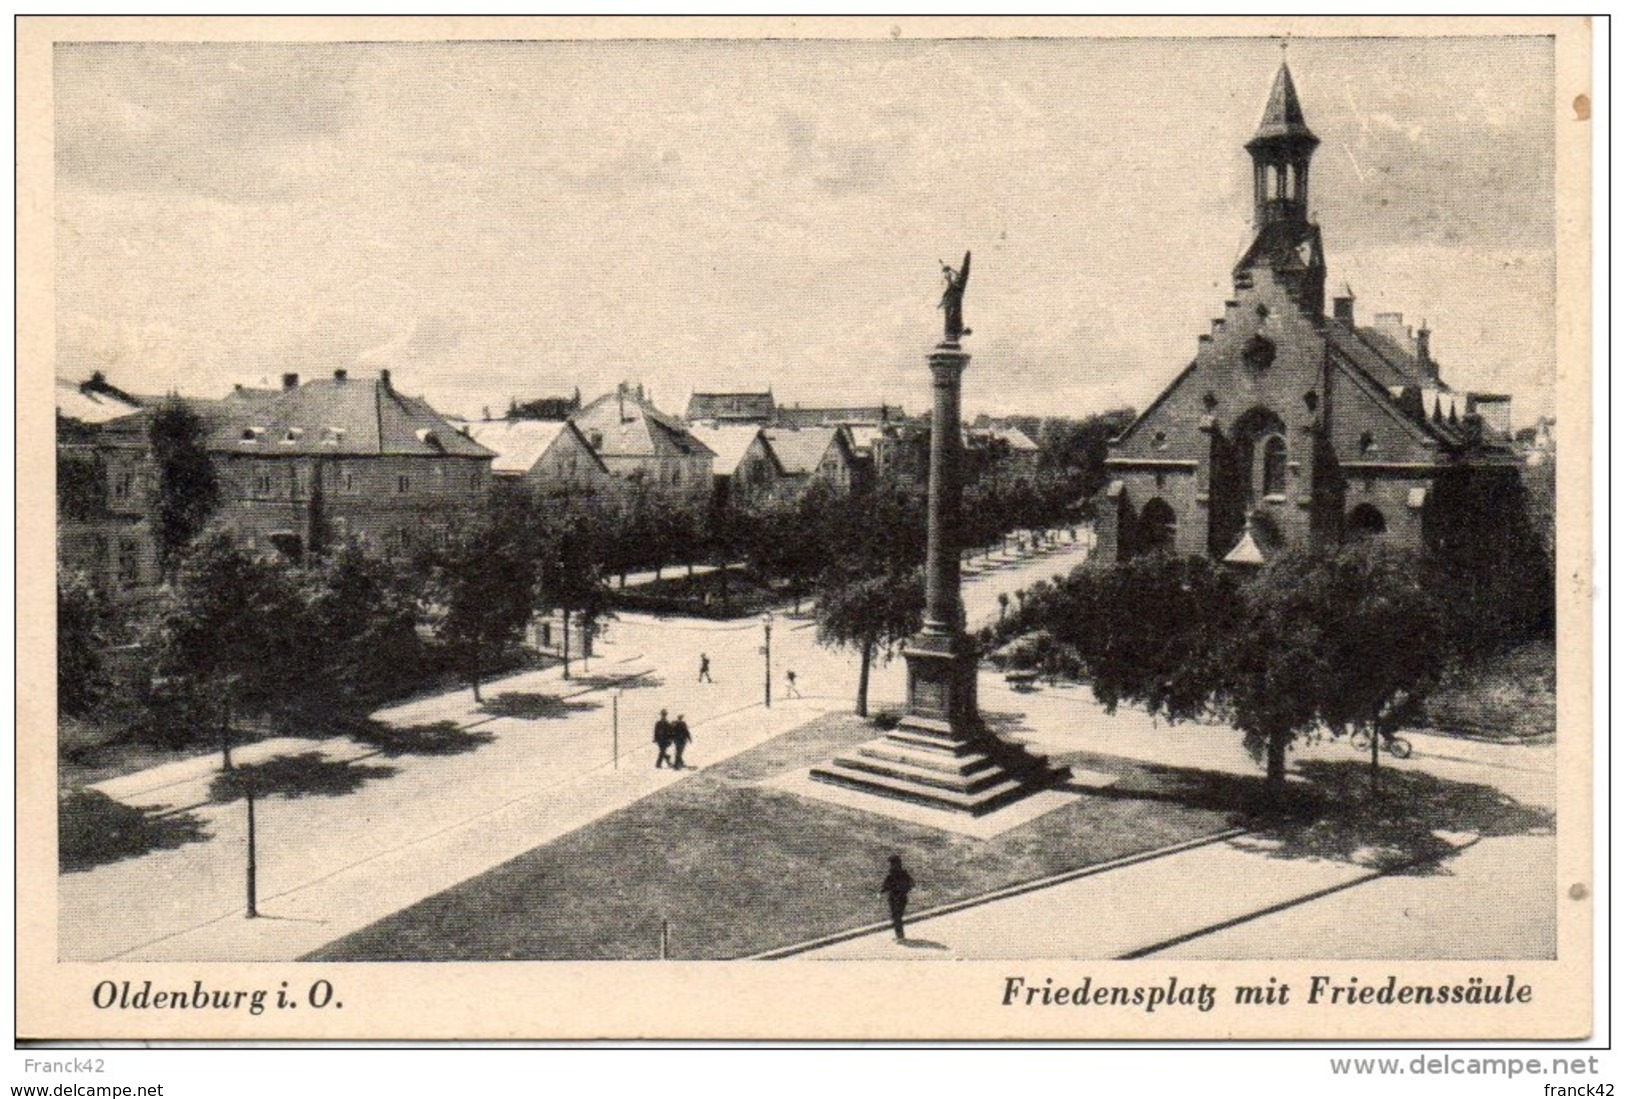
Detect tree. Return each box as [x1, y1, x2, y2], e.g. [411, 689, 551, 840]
[57, 570, 108, 718]
[151, 531, 313, 769]
[1026, 546, 1448, 807]
[535, 499, 611, 680]
[815, 568, 925, 716]
[147, 400, 220, 581]
[426, 519, 536, 702]
[304, 538, 425, 714]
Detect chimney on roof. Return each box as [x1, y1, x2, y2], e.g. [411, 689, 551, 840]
[1332, 288, 1355, 324]
[334, 368, 348, 383]
[1414, 324, 1439, 387]
[380, 369, 392, 391]
[282, 372, 299, 391]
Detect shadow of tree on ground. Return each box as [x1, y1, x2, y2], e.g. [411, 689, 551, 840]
[352, 720, 496, 757]
[59, 789, 210, 873]
[480, 692, 602, 720]
[566, 673, 664, 693]
[209, 752, 397, 804]
[1056, 752, 1552, 875]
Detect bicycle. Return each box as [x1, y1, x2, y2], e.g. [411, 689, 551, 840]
[1349, 728, 1413, 759]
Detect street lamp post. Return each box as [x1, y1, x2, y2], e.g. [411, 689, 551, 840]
[611, 688, 622, 769]
[244, 779, 258, 919]
[761, 612, 774, 709]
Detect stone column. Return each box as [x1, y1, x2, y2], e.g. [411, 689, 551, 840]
[922, 343, 968, 635]
[902, 340, 978, 732]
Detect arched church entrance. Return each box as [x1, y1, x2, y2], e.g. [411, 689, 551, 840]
[1137, 497, 1177, 555]
[1209, 407, 1288, 558]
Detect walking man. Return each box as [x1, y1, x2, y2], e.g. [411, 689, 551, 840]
[698, 653, 712, 683]
[785, 669, 801, 698]
[653, 709, 674, 769]
[669, 714, 693, 770]
[881, 855, 913, 942]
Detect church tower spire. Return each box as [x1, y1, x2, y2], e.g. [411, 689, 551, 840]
[1247, 62, 1319, 230]
[1234, 62, 1326, 316]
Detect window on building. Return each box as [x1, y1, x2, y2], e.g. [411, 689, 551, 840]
[1137, 498, 1177, 555]
[471, 469, 481, 491]
[1262, 436, 1287, 497]
[117, 538, 141, 588]
[255, 472, 272, 495]
[1347, 504, 1386, 539]
[112, 468, 135, 500]
[1358, 431, 1376, 455]
[397, 475, 410, 494]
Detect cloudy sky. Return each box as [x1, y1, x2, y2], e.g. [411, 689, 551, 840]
[54, 34, 1556, 424]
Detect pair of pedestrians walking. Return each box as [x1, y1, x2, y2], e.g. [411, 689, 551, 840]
[653, 708, 692, 769]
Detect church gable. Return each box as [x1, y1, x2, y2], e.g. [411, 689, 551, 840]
[1322, 349, 1449, 466]
[1114, 273, 1328, 465]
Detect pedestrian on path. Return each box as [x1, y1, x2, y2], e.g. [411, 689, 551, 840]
[698, 653, 712, 683]
[654, 709, 674, 769]
[881, 855, 913, 941]
[670, 714, 693, 769]
[785, 669, 801, 698]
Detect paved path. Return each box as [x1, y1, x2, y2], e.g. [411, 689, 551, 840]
[59, 539, 1093, 963]
[790, 678, 1556, 961]
[65, 531, 1552, 965]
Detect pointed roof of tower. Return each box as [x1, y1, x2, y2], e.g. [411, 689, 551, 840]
[1247, 63, 1318, 150]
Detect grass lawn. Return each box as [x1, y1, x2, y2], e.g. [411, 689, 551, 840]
[309, 712, 1237, 961]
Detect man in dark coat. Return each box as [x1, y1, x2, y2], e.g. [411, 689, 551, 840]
[881, 854, 914, 941]
[653, 709, 673, 768]
[669, 714, 693, 770]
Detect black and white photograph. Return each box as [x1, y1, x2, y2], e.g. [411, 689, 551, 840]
[20, 16, 1595, 1050]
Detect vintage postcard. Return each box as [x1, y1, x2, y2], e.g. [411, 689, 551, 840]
[18, 16, 1593, 1042]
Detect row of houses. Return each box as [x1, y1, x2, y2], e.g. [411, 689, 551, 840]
[61, 372, 1035, 598]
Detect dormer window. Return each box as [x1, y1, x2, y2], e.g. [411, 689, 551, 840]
[1152, 430, 1169, 451]
[281, 427, 305, 444]
[1359, 431, 1376, 455]
[241, 426, 266, 443]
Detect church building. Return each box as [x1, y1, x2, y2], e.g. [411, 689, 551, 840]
[1097, 63, 1521, 565]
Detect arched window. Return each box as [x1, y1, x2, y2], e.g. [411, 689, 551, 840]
[1347, 504, 1386, 539]
[1137, 498, 1177, 555]
[1262, 436, 1287, 497]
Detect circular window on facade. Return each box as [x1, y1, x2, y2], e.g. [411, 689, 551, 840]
[1243, 334, 1276, 372]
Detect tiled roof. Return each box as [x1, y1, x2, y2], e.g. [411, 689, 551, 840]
[689, 423, 776, 476]
[576, 390, 714, 458]
[55, 379, 143, 424]
[763, 426, 843, 475]
[453, 419, 605, 475]
[209, 376, 493, 458]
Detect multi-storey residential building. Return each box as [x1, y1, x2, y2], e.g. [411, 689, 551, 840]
[573, 384, 714, 507]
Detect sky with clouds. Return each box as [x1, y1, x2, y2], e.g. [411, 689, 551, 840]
[54, 35, 1556, 424]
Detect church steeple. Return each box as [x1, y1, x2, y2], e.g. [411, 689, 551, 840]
[1246, 63, 1319, 232]
[1233, 62, 1326, 317]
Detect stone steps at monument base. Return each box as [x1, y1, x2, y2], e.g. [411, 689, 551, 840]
[851, 740, 999, 777]
[807, 760, 1070, 817]
[807, 762, 1034, 815]
[830, 748, 1008, 794]
[885, 723, 982, 756]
